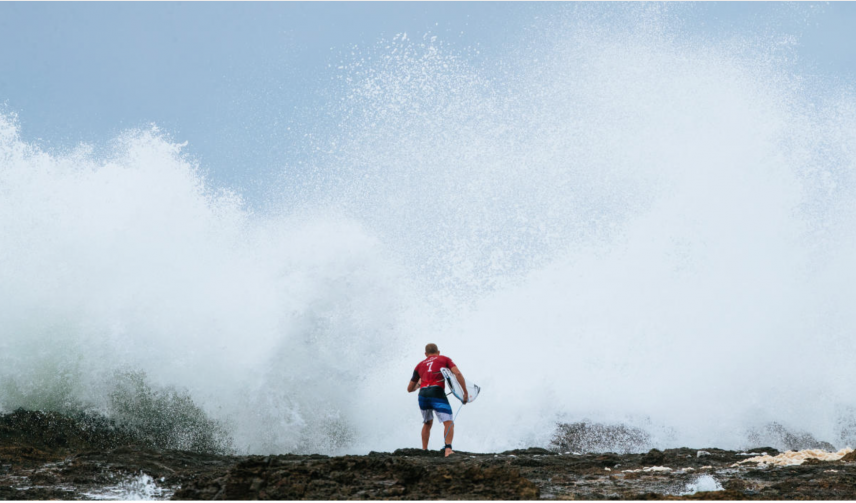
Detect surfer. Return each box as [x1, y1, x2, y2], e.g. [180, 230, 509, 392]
[407, 343, 468, 457]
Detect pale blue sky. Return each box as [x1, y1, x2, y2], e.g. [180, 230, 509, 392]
[2, 2, 855, 205]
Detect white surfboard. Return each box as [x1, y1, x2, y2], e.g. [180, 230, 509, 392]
[440, 367, 480, 404]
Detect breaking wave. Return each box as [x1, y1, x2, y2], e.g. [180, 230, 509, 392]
[2, 4, 856, 454]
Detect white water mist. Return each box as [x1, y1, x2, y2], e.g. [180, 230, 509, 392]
[3, 4, 856, 454]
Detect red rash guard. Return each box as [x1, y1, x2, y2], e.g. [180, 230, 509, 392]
[411, 355, 456, 390]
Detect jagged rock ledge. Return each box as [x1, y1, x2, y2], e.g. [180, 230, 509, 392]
[4, 410, 856, 500]
[173, 452, 539, 500]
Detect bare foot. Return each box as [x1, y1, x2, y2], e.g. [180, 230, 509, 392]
[445, 447, 454, 457]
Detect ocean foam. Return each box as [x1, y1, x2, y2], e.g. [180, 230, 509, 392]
[737, 448, 854, 467]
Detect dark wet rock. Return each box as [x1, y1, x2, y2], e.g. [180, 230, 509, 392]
[642, 448, 666, 465]
[657, 489, 752, 500]
[724, 478, 746, 491]
[5, 410, 856, 500]
[500, 447, 554, 456]
[551, 421, 652, 454]
[0, 484, 77, 500]
[0, 410, 235, 500]
[392, 448, 440, 457]
[173, 454, 540, 500]
[839, 450, 856, 462]
[663, 448, 748, 466]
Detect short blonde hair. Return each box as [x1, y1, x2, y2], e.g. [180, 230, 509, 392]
[425, 343, 439, 354]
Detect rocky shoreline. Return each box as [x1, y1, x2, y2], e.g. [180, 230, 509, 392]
[3, 409, 856, 500]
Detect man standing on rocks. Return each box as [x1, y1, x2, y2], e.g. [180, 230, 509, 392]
[407, 343, 468, 457]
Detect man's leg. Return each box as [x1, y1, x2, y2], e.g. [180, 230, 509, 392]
[422, 420, 433, 450]
[443, 421, 454, 457]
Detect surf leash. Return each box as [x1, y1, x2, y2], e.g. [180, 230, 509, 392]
[443, 401, 465, 444]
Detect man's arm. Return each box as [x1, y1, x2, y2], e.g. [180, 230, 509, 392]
[407, 369, 420, 393]
[450, 366, 469, 403]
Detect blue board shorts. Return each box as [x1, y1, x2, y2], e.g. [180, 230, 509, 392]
[418, 387, 453, 423]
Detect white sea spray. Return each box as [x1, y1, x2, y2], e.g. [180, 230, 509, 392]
[681, 475, 724, 495]
[2, 4, 856, 455]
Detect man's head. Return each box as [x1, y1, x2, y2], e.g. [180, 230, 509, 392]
[425, 343, 439, 356]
